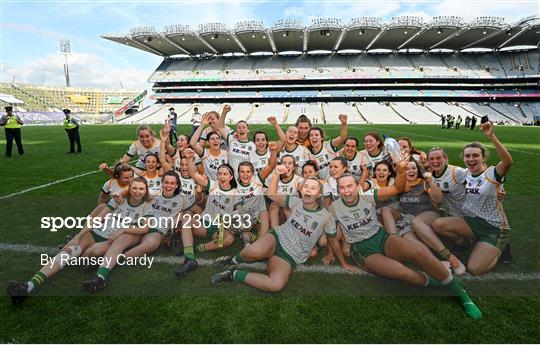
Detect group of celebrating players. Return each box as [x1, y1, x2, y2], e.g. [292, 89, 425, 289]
[7, 104, 515, 320]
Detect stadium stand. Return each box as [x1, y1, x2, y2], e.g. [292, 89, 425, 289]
[0, 83, 140, 124]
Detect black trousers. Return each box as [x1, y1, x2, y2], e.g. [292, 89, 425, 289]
[5, 128, 24, 157]
[169, 127, 177, 146]
[65, 127, 82, 152]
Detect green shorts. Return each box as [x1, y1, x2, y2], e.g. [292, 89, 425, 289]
[463, 216, 509, 251]
[90, 231, 108, 243]
[270, 230, 297, 268]
[149, 228, 164, 235]
[205, 225, 219, 242]
[350, 228, 390, 270]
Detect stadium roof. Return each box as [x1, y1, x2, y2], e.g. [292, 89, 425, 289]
[102, 16, 540, 57]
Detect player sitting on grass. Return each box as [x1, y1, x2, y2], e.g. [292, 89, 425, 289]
[432, 121, 513, 276]
[174, 148, 244, 277]
[235, 141, 278, 244]
[6, 178, 150, 303]
[210, 165, 351, 292]
[81, 171, 190, 292]
[328, 170, 483, 320]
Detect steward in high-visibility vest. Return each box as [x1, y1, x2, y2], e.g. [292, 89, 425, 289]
[0, 106, 24, 157]
[63, 108, 82, 154]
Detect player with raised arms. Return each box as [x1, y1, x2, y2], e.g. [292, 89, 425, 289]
[235, 141, 278, 244]
[432, 121, 513, 275]
[120, 125, 173, 170]
[210, 166, 347, 292]
[267, 154, 303, 228]
[190, 114, 228, 182]
[398, 137, 427, 167]
[275, 121, 310, 175]
[329, 168, 483, 320]
[6, 178, 150, 303]
[307, 114, 348, 179]
[174, 148, 244, 277]
[198, 107, 232, 150]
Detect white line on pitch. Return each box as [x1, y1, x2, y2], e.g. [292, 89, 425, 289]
[2, 242, 540, 280]
[0, 160, 137, 200]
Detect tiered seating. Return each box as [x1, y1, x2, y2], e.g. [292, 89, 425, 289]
[322, 102, 365, 123]
[476, 55, 507, 78]
[287, 103, 322, 124]
[283, 56, 316, 77]
[489, 103, 526, 122]
[520, 103, 539, 123]
[459, 103, 514, 123]
[391, 102, 441, 124]
[253, 57, 283, 75]
[249, 103, 285, 123]
[356, 102, 407, 124]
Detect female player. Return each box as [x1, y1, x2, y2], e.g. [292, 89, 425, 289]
[338, 137, 364, 177]
[295, 114, 312, 147]
[250, 131, 270, 174]
[307, 114, 348, 179]
[6, 178, 150, 302]
[361, 131, 393, 177]
[329, 170, 483, 320]
[301, 161, 320, 180]
[82, 171, 191, 292]
[134, 153, 164, 197]
[210, 166, 347, 293]
[120, 125, 173, 170]
[198, 106, 232, 150]
[276, 125, 310, 175]
[97, 162, 134, 206]
[174, 148, 244, 277]
[432, 122, 513, 275]
[380, 159, 447, 258]
[267, 155, 303, 228]
[190, 114, 228, 182]
[235, 141, 278, 243]
[398, 137, 427, 167]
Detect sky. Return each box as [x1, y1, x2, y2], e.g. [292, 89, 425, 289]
[0, 0, 538, 91]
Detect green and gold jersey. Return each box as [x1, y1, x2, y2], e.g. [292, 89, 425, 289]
[275, 196, 337, 264]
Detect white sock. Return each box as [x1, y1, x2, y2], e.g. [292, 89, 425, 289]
[231, 256, 239, 264]
[27, 281, 34, 293]
[441, 274, 453, 285]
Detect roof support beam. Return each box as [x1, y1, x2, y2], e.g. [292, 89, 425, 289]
[333, 29, 347, 51]
[398, 27, 427, 50]
[195, 36, 219, 54]
[463, 26, 510, 49]
[267, 30, 278, 54]
[231, 33, 248, 54]
[498, 26, 530, 49]
[365, 28, 386, 50]
[430, 27, 468, 50]
[303, 29, 309, 52]
[162, 36, 191, 55]
[128, 37, 166, 56]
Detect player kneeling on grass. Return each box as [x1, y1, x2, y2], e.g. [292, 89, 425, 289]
[81, 171, 191, 292]
[431, 121, 513, 276]
[6, 178, 150, 303]
[328, 170, 482, 320]
[210, 165, 350, 292]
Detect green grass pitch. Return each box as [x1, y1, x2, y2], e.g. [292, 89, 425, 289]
[1, 123, 539, 343]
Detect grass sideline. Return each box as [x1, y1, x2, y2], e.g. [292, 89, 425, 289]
[1, 124, 539, 343]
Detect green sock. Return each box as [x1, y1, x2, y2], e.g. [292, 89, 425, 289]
[30, 271, 47, 289]
[442, 276, 482, 320]
[232, 254, 245, 264]
[97, 267, 110, 280]
[250, 233, 258, 242]
[233, 270, 248, 283]
[184, 245, 195, 260]
[438, 248, 451, 260]
[196, 244, 206, 253]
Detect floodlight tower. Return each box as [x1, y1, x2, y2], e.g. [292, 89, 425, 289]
[59, 39, 71, 87]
